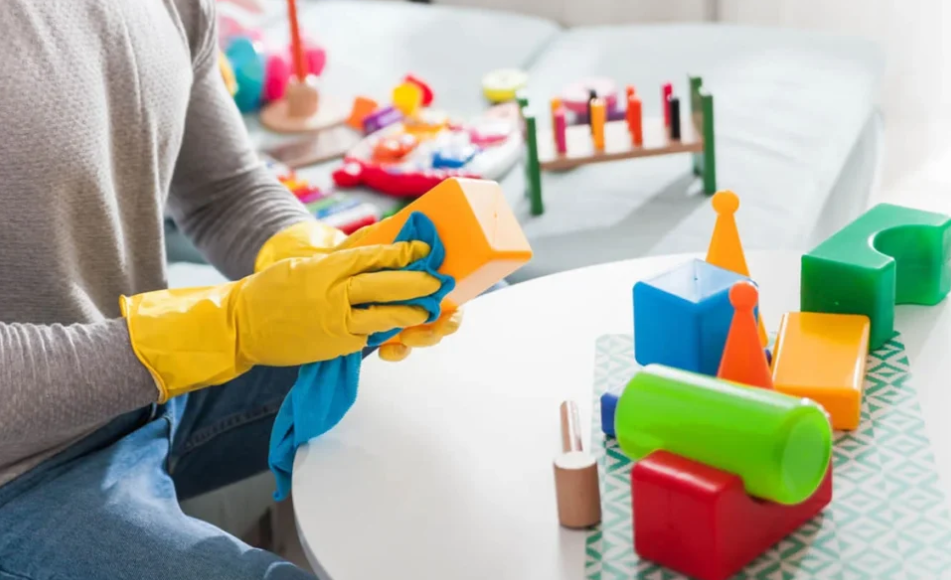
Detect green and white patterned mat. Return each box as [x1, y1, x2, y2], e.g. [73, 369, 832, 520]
[587, 333, 951, 579]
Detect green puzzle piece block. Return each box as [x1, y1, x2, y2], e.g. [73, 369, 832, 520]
[801, 203, 951, 350]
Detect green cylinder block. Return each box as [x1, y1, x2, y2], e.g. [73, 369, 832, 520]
[615, 364, 832, 505]
[801, 203, 951, 350]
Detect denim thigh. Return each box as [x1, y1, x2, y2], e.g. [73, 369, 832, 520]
[0, 409, 313, 580]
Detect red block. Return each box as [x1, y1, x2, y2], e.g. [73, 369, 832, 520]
[632, 451, 832, 580]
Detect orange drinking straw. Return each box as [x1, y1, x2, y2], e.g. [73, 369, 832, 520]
[287, 0, 307, 82]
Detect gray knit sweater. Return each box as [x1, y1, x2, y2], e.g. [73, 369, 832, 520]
[0, 0, 312, 487]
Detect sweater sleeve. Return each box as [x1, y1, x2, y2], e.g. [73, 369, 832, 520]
[0, 319, 158, 468]
[165, 0, 313, 281]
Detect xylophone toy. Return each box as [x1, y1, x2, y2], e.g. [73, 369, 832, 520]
[519, 76, 716, 217]
[570, 191, 951, 580]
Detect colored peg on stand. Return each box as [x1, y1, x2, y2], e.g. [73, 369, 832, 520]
[591, 98, 606, 151]
[587, 89, 598, 134]
[628, 93, 643, 146]
[662, 82, 673, 127]
[550, 97, 561, 132]
[669, 96, 681, 141]
[554, 106, 568, 155]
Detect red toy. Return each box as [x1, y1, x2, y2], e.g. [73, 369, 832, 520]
[632, 451, 832, 580]
[332, 159, 480, 198]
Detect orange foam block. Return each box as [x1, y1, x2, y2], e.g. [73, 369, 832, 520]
[771, 312, 870, 430]
[354, 177, 533, 312]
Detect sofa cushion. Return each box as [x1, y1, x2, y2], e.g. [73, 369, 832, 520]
[503, 24, 884, 280]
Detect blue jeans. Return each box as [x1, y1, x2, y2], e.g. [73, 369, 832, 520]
[0, 282, 507, 580]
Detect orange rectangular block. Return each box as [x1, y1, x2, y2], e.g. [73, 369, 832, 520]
[770, 312, 870, 430]
[354, 177, 533, 311]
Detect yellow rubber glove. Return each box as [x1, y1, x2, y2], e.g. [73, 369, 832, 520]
[377, 307, 465, 361]
[121, 241, 438, 402]
[253, 220, 350, 273]
[256, 220, 462, 362]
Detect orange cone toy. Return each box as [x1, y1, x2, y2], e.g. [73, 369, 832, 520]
[706, 191, 769, 348]
[718, 281, 773, 389]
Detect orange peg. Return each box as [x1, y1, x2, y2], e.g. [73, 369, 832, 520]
[627, 94, 643, 146]
[718, 282, 773, 389]
[286, 0, 307, 82]
[591, 98, 606, 151]
[550, 97, 562, 127]
[626, 85, 636, 99]
[706, 191, 768, 346]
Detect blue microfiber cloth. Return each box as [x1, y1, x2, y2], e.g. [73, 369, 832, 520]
[268, 212, 455, 500]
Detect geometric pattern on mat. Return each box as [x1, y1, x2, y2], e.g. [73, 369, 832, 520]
[586, 333, 951, 579]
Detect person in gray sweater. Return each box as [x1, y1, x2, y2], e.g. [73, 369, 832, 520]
[0, 1, 460, 578]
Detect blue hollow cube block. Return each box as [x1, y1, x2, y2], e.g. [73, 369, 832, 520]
[633, 259, 755, 376]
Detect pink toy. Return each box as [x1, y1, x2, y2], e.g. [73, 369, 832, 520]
[264, 38, 327, 102]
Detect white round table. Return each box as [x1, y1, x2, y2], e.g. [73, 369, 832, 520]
[292, 251, 951, 580]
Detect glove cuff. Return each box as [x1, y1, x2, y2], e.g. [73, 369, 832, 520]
[120, 283, 250, 402]
[254, 220, 347, 273]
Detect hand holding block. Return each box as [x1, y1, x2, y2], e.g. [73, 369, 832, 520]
[633, 451, 833, 580]
[351, 178, 533, 331]
[802, 203, 951, 350]
[615, 364, 832, 505]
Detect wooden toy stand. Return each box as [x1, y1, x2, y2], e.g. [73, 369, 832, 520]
[260, 0, 347, 134]
[519, 75, 717, 217]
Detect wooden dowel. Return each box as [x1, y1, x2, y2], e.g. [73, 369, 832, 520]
[560, 401, 582, 453]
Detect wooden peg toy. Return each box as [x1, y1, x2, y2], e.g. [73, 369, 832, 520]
[590, 98, 606, 151]
[717, 281, 773, 389]
[553, 400, 601, 529]
[669, 96, 681, 141]
[518, 75, 718, 215]
[259, 0, 348, 133]
[662, 82, 673, 126]
[706, 191, 768, 347]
